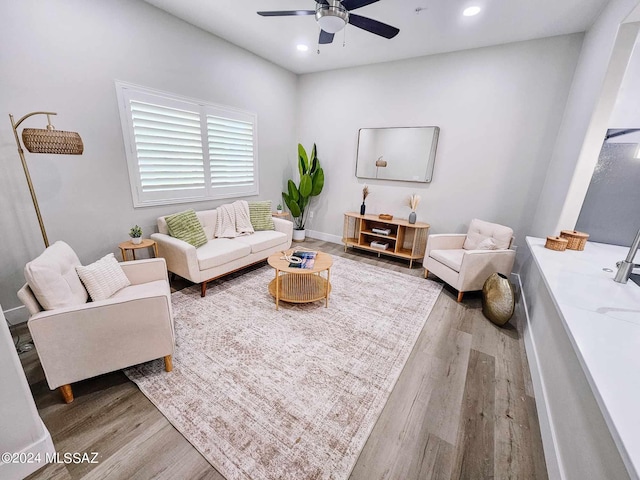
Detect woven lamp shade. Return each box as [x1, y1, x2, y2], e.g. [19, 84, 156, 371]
[22, 128, 84, 155]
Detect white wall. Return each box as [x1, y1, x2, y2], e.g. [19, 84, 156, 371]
[296, 35, 583, 254]
[530, 0, 640, 237]
[0, 0, 297, 312]
[610, 34, 640, 127]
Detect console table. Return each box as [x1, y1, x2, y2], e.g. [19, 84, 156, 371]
[342, 213, 429, 268]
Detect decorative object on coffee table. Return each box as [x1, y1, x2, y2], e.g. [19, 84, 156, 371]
[408, 193, 420, 224]
[361, 184, 369, 215]
[545, 236, 568, 251]
[560, 230, 589, 251]
[119, 238, 158, 262]
[129, 224, 143, 245]
[482, 272, 515, 326]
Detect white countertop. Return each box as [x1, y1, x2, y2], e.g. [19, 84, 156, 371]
[527, 237, 640, 479]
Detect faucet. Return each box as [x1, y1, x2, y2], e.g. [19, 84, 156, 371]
[614, 227, 640, 283]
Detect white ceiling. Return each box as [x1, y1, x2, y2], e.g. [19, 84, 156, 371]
[144, 0, 610, 74]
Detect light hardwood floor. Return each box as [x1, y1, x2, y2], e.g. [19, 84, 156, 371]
[14, 239, 547, 480]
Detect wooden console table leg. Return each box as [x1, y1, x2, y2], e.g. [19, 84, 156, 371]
[164, 355, 173, 372]
[60, 384, 74, 404]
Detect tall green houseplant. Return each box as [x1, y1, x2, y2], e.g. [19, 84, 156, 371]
[282, 143, 325, 231]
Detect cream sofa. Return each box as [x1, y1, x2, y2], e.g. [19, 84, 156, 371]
[151, 208, 293, 296]
[18, 241, 174, 403]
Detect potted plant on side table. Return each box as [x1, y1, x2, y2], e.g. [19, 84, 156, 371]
[129, 225, 143, 245]
[282, 143, 325, 242]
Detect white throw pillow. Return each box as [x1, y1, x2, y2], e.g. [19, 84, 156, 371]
[76, 253, 131, 301]
[476, 237, 498, 250]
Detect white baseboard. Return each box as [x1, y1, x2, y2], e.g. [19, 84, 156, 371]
[3, 305, 28, 326]
[305, 230, 342, 245]
[516, 273, 564, 480]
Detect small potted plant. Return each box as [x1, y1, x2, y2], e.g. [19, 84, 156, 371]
[129, 225, 143, 245]
[276, 203, 283, 214]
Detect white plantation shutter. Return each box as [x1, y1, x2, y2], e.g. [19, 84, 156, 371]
[207, 115, 255, 189]
[117, 82, 258, 207]
[130, 101, 204, 193]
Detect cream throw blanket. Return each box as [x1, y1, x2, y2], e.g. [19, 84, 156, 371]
[214, 201, 254, 238]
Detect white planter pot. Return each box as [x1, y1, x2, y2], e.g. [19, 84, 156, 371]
[292, 229, 306, 242]
[131, 237, 142, 245]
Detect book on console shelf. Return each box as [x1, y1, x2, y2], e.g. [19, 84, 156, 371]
[288, 251, 317, 269]
[370, 241, 389, 250]
[371, 227, 392, 236]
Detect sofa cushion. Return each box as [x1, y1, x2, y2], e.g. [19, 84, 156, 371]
[76, 253, 131, 301]
[430, 249, 465, 273]
[24, 241, 89, 310]
[248, 201, 275, 231]
[463, 219, 513, 250]
[196, 239, 251, 270]
[165, 209, 208, 248]
[235, 231, 288, 254]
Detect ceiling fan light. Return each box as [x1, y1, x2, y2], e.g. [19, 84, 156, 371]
[315, 2, 349, 34]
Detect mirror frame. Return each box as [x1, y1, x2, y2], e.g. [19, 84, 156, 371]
[355, 126, 440, 183]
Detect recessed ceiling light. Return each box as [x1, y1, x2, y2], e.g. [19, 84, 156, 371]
[463, 6, 481, 16]
[297, 44, 309, 52]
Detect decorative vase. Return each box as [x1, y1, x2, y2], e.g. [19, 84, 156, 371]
[482, 273, 515, 326]
[292, 229, 306, 242]
[131, 237, 142, 245]
[408, 211, 417, 224]
[360, 203, 366, 215]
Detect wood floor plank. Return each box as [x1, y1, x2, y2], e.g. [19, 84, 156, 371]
[14, 238, 547, 480]
[423, 329, 472, 445]
[450, 349, 496, 480]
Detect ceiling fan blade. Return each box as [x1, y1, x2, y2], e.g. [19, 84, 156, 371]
[319, 30, 334, 44]
[341, 0, 380, 11]
[257, 10, 315, 16]
[348, 14, 399, 39]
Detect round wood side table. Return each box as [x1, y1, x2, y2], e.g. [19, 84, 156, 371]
[118, 238, 158, 261]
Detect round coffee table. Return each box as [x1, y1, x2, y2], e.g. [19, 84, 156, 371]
[267, 250, 333, 310]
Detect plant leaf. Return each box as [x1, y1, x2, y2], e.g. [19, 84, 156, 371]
[299, 174, 312, 198]
[287, 179, 299, 202]
[310, 144, 318, 174]
[283, 192, 301, 218]
[311, 168, 324, 196]
[298, 143, 309, 176]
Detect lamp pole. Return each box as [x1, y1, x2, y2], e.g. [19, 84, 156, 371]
[9, 112, 58, 248]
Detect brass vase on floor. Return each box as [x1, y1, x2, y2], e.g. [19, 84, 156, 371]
[482, 273, 515, 326]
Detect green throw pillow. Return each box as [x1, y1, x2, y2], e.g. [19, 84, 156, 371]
[165, 209, 208, 248]
[248, 201, 275, 231]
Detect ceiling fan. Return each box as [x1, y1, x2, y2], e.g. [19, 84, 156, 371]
[257, 0, 400, 45]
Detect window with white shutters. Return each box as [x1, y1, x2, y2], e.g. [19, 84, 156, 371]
[116, 82, 258, 207]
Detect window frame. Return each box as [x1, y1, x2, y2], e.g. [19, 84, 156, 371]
[115, 81, 259, 208]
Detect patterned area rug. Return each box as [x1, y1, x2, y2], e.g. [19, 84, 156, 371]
[125, 255, 442, 480]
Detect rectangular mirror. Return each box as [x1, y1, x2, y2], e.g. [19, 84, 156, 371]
[355, 126, 440, 182]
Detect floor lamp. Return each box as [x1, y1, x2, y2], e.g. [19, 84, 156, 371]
[9, 111, 84, 248]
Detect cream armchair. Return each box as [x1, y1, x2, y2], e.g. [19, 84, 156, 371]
[424, 219, 516, 302]
[17, 241, 174, 403]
